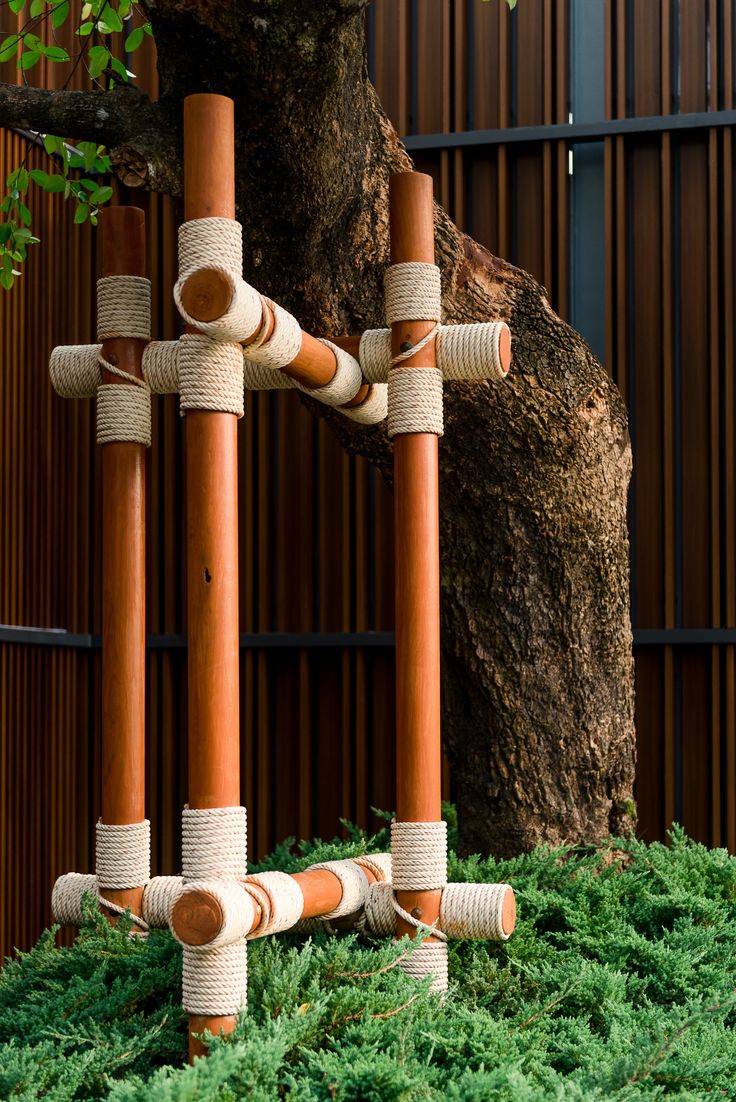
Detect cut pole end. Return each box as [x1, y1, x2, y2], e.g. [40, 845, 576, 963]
[180, 268, 235, 323]
[172, 889, 224, 946]
[498, 323, 512, 375]
[501, 886, 516, 937]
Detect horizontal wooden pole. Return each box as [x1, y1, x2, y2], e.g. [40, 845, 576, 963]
[329, 327, 513, 376]
[171, 863, 379, 946]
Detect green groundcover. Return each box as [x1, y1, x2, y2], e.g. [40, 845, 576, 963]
[2, 810, 736, 1100]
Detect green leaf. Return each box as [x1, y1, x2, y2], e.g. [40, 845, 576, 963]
[19, 50, 40, 71]
[124, 26, 144, 52]
[76, 22, 94, 35]
[51, 0, 69, 27]
[110, 56, 130, 81]
[90, 185, 112, 205]
[98, 8, 123, 32]
[29, 0, 44, 15]
[0, 225, 12, 246]
[143, 21, 153, 35]
[8, 0, 26, 13]
[0, 268, 15, 291]
[43, 46, 69, 62]
[88, 44, 110, 78]
[0, 35, 20, 62]
[29, 169, 51, 187]
[74, 204, 88, 224]
[23, 33, 43, 50]
[17, 203, 31, 225]
[79, 177, 97, 192]
[16, 168, 29, 191]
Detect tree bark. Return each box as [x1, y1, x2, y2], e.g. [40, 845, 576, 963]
[0, 0, 636, 856]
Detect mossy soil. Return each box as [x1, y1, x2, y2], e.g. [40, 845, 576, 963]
[2, 813, 736, 1100]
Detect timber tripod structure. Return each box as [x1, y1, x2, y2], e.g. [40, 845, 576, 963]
[47, 94, 516, 1059]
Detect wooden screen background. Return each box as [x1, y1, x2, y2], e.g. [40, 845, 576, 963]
[1, 0, 734, 956]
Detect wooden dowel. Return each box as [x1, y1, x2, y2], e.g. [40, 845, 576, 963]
[170, 863, 379, 946]
[389, 172, 444, 940]
[99, 207, 147, 922]
[184, 92, 241, 1059]
[180, 267, 337, 388]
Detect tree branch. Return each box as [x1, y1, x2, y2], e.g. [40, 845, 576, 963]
[0, 82, 182, 196]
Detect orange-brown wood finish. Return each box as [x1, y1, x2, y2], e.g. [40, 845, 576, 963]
[100, 207, 147, 920]
[389, 172, 443, 938]
[184, 93, 241, 1054]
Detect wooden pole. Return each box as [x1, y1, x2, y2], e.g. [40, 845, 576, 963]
[184, 93, 241, 1057]
[389, 173, 444, 940]
[100, 207, 147, 922]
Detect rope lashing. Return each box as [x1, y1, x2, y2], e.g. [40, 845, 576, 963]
[241, 871, 305, 938]
[304, 859, 370, 920]
[142, 876, 184, 927]
[243, 356, 387, 424]
[171, 879, 257, 949]
[49, 344, 102, 398]
[96, 275, 151, 341]
[51, 872, 98, 925]
[339, 383, 388, 425]
[387, 367, 444, 437]
[182, 942, 248, 1017]
[359, 321, 510, 384]
[385, 262, 442, 325]
[400, 941, 448, 993]
[174, 218, 262, 341]
[180, 805, 249, 1016]
[96, 372, 151, 446]
[178, 333, 244, 418]
[243, 299, 303, 369]
[95, 819, 150, 889]
[440, 882, 512, 941]
[351, 852, 392, 882]
[390, 821, 448, 891]
[182, 806, 247, 881]
[142, 341, 180, 394]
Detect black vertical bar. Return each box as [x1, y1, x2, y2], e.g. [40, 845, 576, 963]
[672, 139, 684, 826]
[626, 0, 635, 117]
[626, 142, 638, 627]
[410, 0, 419, 134]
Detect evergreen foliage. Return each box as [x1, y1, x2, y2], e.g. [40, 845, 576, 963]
[2, 815, 736, 1099]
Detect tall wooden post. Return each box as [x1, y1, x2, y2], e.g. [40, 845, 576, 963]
[100, 207, 147, 920]
[183, 93, 241, 1056]
[390, 173, 443, 939]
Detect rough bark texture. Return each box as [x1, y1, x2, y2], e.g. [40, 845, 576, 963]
[0, 0, 636, 856]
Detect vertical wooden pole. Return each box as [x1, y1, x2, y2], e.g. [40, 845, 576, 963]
[100, 207, 147, 920]
[183, 93, 241, 1057]
[389, 173, 443, 938]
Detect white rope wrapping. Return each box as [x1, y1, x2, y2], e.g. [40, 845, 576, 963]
[391, 821, 447, 891]
[243, 300, 303, 369]
[142, 876, 184, 928]
[242, 871, 305, 937]
[305, 859, 370, 920]
[95, 820, 150, 889]
[178, 334, 244, 417]
[96, 382, 152, 446]
[171, 880, 256, 949]
[182, 806, 247, 882]
[399, 940, 448, 993]
[387, 367, 444, 438]
[96, 276, 151, 341]
[307, 340, 363, 405]
[363, 880, 395, 936]
[142, 341, 180, 394]
[440, 882, 512, 941]
[49, 344, 102, 398]
[174, 218, 259, 339]
[51, 872, 97, 925]
[359, 321, 510, 384]
[384, 263, 442, 324]
[338, 383, 388, 425]
[352, 853, 392, 882]
[182, 942, 248, 1016]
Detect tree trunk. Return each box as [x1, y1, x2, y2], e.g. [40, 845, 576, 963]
[0, 0, 636, 856]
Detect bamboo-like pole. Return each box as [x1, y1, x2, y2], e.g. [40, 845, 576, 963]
[390, 172, 444, 940]
[99, 207, 147, 922]
[184, 93, 241, 1057]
